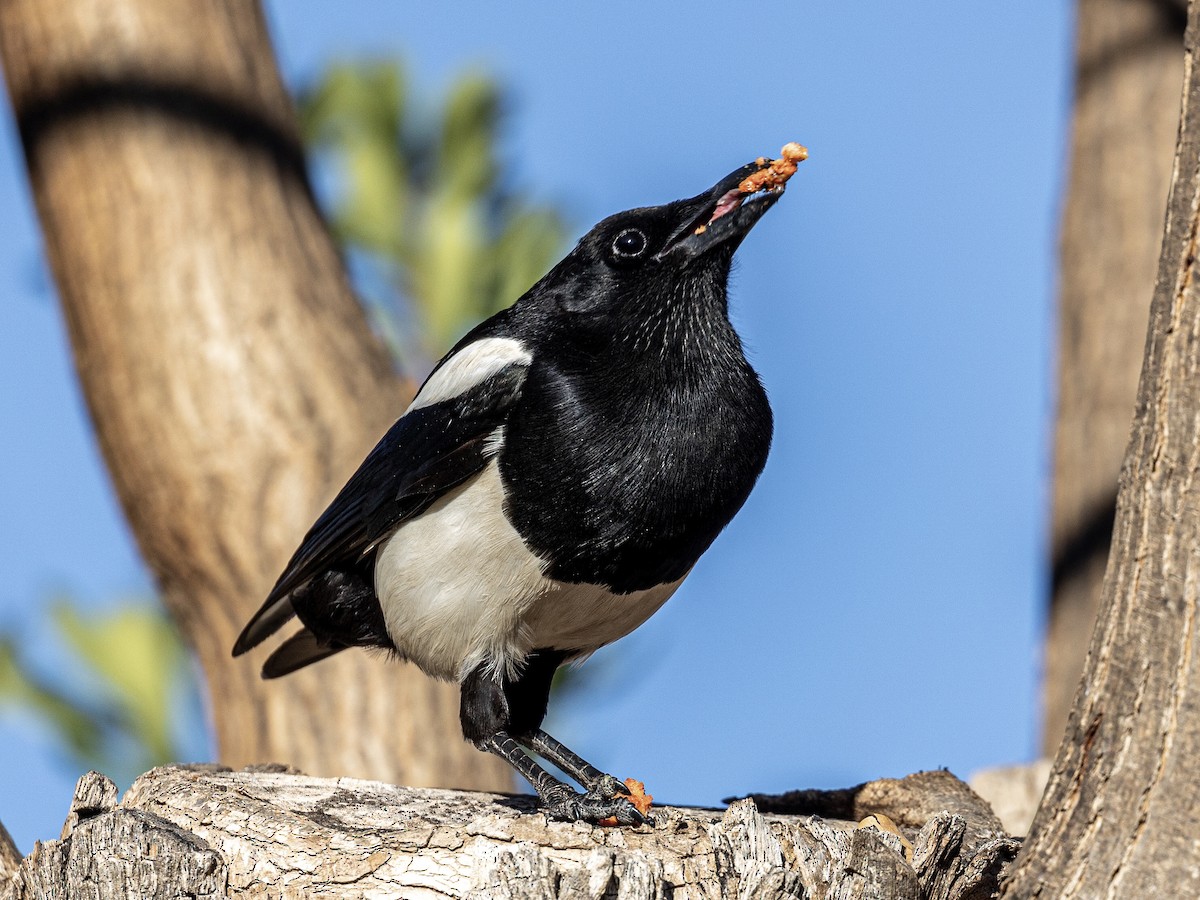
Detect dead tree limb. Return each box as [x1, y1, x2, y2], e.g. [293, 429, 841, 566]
[1, 767, 1017, 900]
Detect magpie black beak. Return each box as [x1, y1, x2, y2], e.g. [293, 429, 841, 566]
[657, 161, 789, 262]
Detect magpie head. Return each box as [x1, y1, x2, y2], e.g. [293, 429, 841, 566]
[530, 149, 802, 350]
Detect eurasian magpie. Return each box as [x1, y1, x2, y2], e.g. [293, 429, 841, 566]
[233, 147, 802, 826]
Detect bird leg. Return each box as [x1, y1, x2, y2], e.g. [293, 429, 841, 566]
[519, 728, 628, 802]
[481, 732, 647, 825]
[461, 657, 648, 825]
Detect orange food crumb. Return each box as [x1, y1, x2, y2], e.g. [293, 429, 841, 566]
[597, 778, 654, 826]
[739, 141, 808, 194]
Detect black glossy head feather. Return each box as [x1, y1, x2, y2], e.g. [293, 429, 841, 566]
[516, 161, 787, 354]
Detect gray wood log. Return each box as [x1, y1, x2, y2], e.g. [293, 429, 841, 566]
[1, 767, 1018, 899]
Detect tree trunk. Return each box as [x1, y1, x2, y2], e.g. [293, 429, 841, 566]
[1, 768, 1019, 900]
[1045, 0, 1185, 755]
[0, 0, 508, 791]
[1004, 3, 1200, 893]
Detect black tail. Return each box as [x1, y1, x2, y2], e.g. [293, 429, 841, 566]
[232, 592, 297, 657]
[237, 566, 394, 676]
[262, 629, 347, 678]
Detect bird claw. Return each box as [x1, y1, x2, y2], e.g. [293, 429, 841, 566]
[585, 773, 628, 801]
[542, 784, 649, 826]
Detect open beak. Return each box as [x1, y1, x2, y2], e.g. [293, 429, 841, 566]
[656, 146, 805, 262]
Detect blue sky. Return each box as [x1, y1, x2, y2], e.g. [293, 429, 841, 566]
[0, 2, 1072, 848]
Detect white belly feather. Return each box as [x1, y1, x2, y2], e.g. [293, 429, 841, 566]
[374, 460, 682, 681]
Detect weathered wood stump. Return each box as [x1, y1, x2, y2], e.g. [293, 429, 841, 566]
[1, 766, 1019, 899]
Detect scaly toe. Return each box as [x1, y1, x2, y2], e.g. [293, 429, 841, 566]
[586, 774, 628, 800]
[542, 789, 647, 826]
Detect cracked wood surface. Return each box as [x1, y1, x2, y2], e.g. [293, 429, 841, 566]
[1005, 2, 1200, 895]
[1, 767, 1018, 899]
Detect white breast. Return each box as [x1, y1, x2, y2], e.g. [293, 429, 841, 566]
[374, 460, 683, 682]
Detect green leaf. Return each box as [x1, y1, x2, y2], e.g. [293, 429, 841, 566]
[299, 59, 568, 359]
[435, 72, 500, 203]
[491, 206, 567, 314]
[0, 634, 109, 759]
[52, 602, 182, 765]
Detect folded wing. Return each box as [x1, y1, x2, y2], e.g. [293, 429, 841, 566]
[232, 329, 532, 664]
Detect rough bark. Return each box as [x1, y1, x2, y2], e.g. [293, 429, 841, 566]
[0, 0, 507, 790]
[1004, 3, 1200, 894]
[0, 822, 19, 882]
[733, 769, 1005, 840]
[1, 767, 1019, 900]
[1046, 0, 1186, 755]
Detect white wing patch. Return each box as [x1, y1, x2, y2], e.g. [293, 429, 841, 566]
[406, 337, 532, 412]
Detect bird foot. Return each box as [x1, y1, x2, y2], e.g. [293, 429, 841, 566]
[541, 783, 650, 826]
[584, 773, 628, 801]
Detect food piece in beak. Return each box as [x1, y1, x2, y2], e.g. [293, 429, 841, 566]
[694, 141, 808, 235]
[738, 141, 808, 194]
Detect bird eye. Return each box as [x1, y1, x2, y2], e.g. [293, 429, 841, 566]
[611, 228, 648, 259]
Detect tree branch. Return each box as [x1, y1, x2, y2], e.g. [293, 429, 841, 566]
[1, 766, 1018, 900]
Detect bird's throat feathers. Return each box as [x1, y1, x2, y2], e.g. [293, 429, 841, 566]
[525, 245, 741, 371]
[622, 263, 739, 361]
